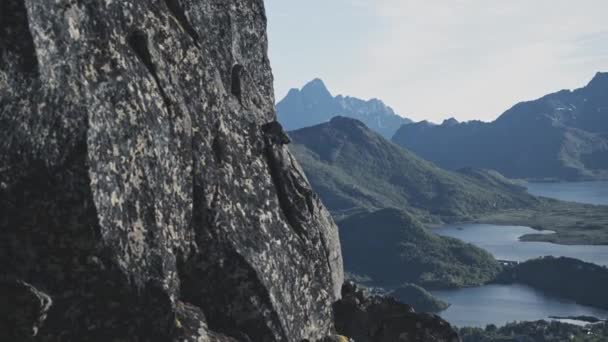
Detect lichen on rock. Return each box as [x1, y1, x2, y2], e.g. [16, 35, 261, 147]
[1, 0, 342, 341]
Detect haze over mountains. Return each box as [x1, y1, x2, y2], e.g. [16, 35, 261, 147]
[280, 73, 608, 181]
[393, 72, 608, 181]
[277, 79, 412, 139]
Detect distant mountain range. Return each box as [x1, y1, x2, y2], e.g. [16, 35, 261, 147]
[277, 79, 412, 139]
[392, 72, 608, 181]
[289, 116, 538, 222]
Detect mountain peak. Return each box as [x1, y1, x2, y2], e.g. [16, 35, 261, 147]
[307, 77, 326, 86]
[326, 117, 376, 142]
[277, 79, 412, 138]
[587, 71, 608, 89]
[442, 117, 459, 126]
[301, 78, 332, 98]
[329, 116, 369, 130]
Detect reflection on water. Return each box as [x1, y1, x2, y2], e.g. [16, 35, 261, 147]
[431, 223, 608, 327]
[431, 284, 608, 328]
[435, 223, 608, 266]
[527, 181, 608, 205]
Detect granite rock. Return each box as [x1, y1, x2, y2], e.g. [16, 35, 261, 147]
[0, 278, 53, 341]
[333, 282, 460, 342]
[0, 0, 342, 341]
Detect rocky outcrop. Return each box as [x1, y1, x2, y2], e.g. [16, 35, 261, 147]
[0, 278, 53, 341]
[0, 0, 342, 341]
[333, 282, 460, 342]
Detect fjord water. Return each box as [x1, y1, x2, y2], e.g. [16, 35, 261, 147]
[434, 224, 608, 266]
[526, 181, 608, 205]
[431, 222, 608, 327]
[431, 284, 608, 328]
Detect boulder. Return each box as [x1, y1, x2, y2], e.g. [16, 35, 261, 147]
[0, 278, 53, 341]
[334, 282, 460, 342]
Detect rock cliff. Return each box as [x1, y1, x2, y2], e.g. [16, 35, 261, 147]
[1, 0, 341, 340]
[334, 282, 459, 342]
[0, 1, 457, 341]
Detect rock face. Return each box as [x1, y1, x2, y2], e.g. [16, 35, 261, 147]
[0, 278, 53, 341]
[333, 282, 460, 342]
[0, 0, 343, 341]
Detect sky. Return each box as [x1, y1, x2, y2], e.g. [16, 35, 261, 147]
[265, 0, 608, 123]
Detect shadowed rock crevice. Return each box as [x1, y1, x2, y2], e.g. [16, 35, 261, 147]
[212, 135, 225, 164]
[178, 226, 286, 341]
[173, 302, 238, 341]
[180, 176, 285, 341]
[178, 245, 284, 342]
[231, 64, 245, 103]
[0, 278, 52, 341]
[0, 0, 39, 75]
[127, 30, 172, 112]
[262, 121, 313, 240]
[163, 0, 200, 45]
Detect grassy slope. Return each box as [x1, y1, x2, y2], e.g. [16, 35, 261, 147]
[338, 208, 502, 289]
[474, 199, 608, 245]
[459, 321, 608, 342]
[389, 283, 450, 313]
[495, 256, 608, 310]
[290, 117, 538, 223]
[290, 117, 608, 245]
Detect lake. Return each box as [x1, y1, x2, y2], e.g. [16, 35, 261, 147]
[431, 284, 608, 328]
[526, 181, 608, 205]
[434, 223, 608, 266]
[431, 223, 608, 327]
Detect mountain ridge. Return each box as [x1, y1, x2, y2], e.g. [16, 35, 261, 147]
[289, 116, 538, 222]
[393, 72, 608, 181]
[277, 79, 412, 138]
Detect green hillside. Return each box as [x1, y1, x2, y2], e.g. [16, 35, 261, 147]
[289, 116, 538, 222]
[339, 208, 502, 289]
